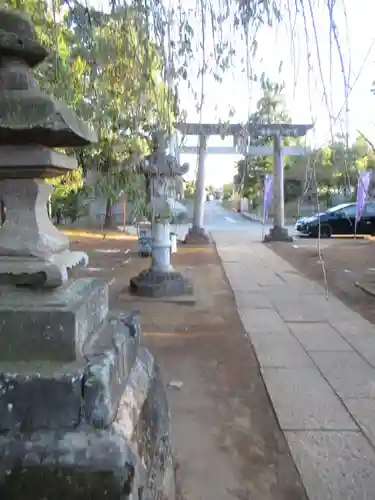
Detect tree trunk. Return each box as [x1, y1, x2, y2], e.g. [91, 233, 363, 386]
[104, 197, 114, 229]
[1, 200, 6, 226]
[56, 208, 62, 225]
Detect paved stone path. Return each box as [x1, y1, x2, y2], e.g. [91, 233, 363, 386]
[213, 231, 375, 500]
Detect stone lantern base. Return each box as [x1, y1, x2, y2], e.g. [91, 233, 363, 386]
[130, 268, 193, 298]
[130, 221, 192, 298]
[0, 278, 175, 499]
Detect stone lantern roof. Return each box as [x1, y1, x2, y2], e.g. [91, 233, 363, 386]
[0, 8, 97, 149]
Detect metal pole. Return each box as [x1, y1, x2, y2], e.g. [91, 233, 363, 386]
[274, 133, 284, 230]
[193, 133, 206, 229]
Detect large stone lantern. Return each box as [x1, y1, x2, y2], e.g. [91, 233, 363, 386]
[130, 130, 192, 297]
[0, 9, 174, 499]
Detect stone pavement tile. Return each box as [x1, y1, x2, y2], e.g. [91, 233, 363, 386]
[310, 351, 375, 399]
[285, 430, 375, 500]
[263, 285, 326, 297]
[225, 274, 262, 292]
[275, 272, 326, 291]
[239, 308, 291, 334]
[329, 315, 375, 343]
[215, 247, 257, 263]
[288, 322, 352, 352]
[257, 276, 287, 287]
[262, 368, 357, 430]
[345, 399, 375, 446]
[249, 331, 314, 368]
[234, 291, 273, 309]
[272, 295, 344, 322]
[343, 335, 375, 369]
[328, 309, 375, 368]
[221, 262, 250, 274]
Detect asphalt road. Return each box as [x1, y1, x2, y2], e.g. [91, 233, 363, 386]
[203, 200, 295, 236]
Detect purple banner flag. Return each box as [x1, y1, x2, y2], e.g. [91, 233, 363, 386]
[356, 170, 372, 222]
[263, 174, 274, 220]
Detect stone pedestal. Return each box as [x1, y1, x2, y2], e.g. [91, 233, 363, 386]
[131, 221, 192, 297]
[263, 225, 293, 243]
[130, 268, 193, 298]
[184, 226, 211, 245]
[0, 278, 175, 499]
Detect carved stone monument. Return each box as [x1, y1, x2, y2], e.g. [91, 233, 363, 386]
[0, 9, 174, 499]
[130, 131, 193, 297]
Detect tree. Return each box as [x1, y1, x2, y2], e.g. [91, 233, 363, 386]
[222, 183, 233, 200]
[47, 169, 88, 225]
[62, 4, 176, 228]
[235, 78, 291, 200]
[2, 1, 177, 229]
[183, 180, 196, 198]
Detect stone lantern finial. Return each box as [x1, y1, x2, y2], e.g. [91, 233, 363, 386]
[0, 8, 97, 288]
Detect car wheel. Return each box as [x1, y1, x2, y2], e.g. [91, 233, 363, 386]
[319, 224, 332, 238]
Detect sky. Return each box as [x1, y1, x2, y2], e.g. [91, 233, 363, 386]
[172, 0, 375, 187]
[89, 0, 375, 188]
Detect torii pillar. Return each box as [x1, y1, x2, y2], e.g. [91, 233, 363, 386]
[184, 133, 210, 244]
[248, 124, 313, 242]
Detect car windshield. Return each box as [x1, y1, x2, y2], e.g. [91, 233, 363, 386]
[326, 204, 352, 213]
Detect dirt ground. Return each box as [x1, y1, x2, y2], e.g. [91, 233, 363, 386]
[70, 234, 307, 500]
[270, 236, 375, 325]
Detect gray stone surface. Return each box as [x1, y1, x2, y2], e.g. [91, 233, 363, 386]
[0, 278, 108, 361]
[340, 333, 375, 368]
[214, 231, 375, 499]
[0, 179, 70, 258]
[249, 331, 314, 368]
[0, 343, 174, 499]
[345, 399, 375, 446]
[0, 426, 139, 499]
[309, 351, 375, 399]
[0, 9, 97, 148]
[234, 291, 273, 309]
[288, 322, 352, 351]
[0, 177, 89, 288]
[0, 145, 77, 178]
[286, 430, 375, 500]
[273, 296, 338, 322]
[83, 312, 141, 428]
[0, 362, 83, 431]
[328, 315, 375, 367]
[261, 368, 357, 430]
[130, 268, 193, 298]
[329, 314, 375, 341]
[0, 310, 142, 432]
[239, 308, 291, 334]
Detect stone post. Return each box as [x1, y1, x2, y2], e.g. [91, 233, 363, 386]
[264, 133, 293, 242]
[184, 133, 210, 244]
[130, 131, 193, 297]
[0, 10, 174, 499]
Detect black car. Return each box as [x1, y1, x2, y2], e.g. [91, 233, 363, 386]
[295, 201, 375, 237]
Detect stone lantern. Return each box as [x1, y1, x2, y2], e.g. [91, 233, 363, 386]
[0, 9, 174, 499]
[130, 130, 192, 297]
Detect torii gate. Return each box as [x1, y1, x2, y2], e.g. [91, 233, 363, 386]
[175, 122, 313, 242]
